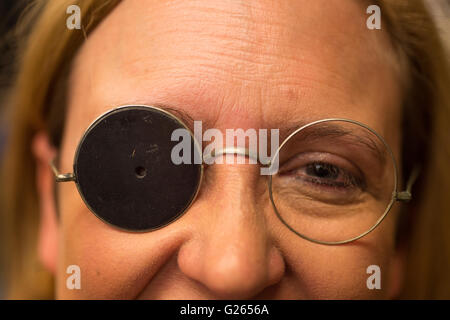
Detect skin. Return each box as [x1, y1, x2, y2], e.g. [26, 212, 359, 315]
[33, 0, 407, 299]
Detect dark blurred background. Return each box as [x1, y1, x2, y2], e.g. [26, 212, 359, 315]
[0, 0, 31, 299]
[0, 1, 31, 155]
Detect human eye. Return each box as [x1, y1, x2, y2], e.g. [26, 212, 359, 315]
[276, 152, 366, 205]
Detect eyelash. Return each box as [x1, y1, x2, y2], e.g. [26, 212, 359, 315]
[279, 159, 366, 193]
[300, 162, 362, 189]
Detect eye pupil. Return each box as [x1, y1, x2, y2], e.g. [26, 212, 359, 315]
[307, 163, 338, 179]
[135, 166, 147, 179]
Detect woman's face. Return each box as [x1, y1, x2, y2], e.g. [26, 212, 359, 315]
[45, 0, 406, 299]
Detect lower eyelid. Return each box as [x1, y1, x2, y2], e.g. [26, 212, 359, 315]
[289, 167, 363, 189]
[297, 173, 353, 189]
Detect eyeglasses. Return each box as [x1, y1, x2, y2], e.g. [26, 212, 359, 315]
[51, 105, 419, 245]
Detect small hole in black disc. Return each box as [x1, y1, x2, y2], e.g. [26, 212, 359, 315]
[135, 166, 147, 179]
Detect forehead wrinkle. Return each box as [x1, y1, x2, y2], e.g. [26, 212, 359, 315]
[82, 0, 399, 77]
[81, 0, 399, 90]
[109, 0, 390, 80]
[69, 0, 403, 158]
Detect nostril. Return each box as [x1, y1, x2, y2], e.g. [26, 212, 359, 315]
[135, 166, 147, 179]
[177, 236, 285, 299]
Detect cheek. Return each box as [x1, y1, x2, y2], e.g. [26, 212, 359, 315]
[54, 182, 184, 299]
[277, 208, 398, 298]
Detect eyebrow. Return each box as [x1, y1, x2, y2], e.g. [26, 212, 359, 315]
[281, 122, 387, 164]
[119, 102, 387, 162]
[152, 103, 197, 130]
[134, 102, 219, 135]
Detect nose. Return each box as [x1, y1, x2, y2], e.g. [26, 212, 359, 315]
[177, 161, 285, 299]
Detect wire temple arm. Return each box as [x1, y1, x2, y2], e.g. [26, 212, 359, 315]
[50, 160, 75, 182]
[396, 166, 421, 202]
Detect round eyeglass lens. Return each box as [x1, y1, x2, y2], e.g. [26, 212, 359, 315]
[74, 106, 202, 231]
[268, 119, 397, 244]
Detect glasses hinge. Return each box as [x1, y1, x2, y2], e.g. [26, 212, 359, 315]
[50, 159, 76, 182]
[396, 191, 412, 202]
[55, 173, 76, 182]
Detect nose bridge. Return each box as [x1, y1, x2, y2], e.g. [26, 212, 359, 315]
[177, 159, 285, 298]
[209, 160, 264, 228]
[205, 149, 266, 218]
[201, 157, 265, 242]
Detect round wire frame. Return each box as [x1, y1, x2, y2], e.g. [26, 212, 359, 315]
[71, 105, 204, 232]
[267, 118, 399, 245]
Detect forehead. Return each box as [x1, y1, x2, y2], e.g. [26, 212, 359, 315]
[66, 0, 403, 149]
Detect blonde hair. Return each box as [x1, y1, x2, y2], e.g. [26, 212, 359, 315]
[1, 0, 449, 299]
[1, 0, 121, 299]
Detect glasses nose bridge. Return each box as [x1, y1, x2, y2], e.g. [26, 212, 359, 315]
[200, 146, 268, 204]
[202, 146, 260, 166]
[201, 146, 268, 189]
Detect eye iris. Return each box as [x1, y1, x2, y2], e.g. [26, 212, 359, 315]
[307, 163, 339, 179]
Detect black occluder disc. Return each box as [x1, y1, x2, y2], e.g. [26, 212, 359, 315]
[74, 106, 202, 231]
